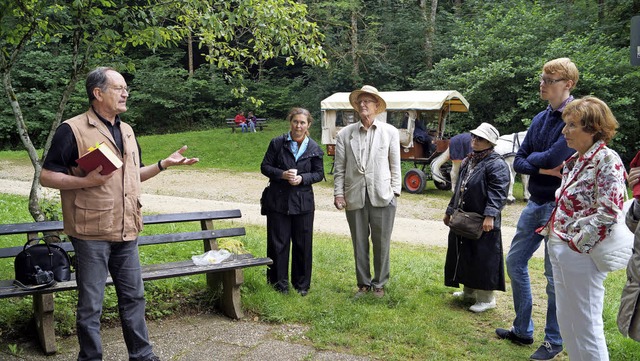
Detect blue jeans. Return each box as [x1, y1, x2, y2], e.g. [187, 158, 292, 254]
[240, 123, 248, 133]
[72, 238, 155, 361]
[505, 200, 562, 346]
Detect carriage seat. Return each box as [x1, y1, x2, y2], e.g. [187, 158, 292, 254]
[398, 129, 412, 148]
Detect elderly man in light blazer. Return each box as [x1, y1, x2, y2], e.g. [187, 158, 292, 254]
[333, 85, 401, 299]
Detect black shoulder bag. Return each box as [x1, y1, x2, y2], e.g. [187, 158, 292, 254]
[14, 236, 72, 288]
[448, 158, 485, 240]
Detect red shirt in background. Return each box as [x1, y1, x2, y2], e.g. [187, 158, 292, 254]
[234, 114, 246, 125]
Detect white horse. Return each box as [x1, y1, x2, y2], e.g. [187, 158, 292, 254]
[431, 131, 530, 203]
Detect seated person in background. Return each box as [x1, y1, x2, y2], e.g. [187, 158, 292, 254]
[413, 119, 435, 157]
[247, 111, 258, 133]
[234, 111, 248, 133]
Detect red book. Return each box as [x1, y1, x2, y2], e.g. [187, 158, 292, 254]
[76, 142, 123, 175]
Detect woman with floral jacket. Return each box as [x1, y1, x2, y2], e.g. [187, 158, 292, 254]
[540, 96, 626, 361]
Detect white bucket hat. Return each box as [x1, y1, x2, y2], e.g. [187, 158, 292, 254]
[470, 122, 500, 146]
[349, 85, 387, 115]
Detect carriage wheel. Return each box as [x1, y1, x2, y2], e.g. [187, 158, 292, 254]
[434, 163, 452, 191]
[403, 169, 427, 194]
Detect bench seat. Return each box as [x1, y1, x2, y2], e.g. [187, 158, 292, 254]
[0, 209, 271, 354]
[0, 253, 269, 297]
[225, 118, 268, 132]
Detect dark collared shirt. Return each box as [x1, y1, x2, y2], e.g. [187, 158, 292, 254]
[43, 107, 142, 174]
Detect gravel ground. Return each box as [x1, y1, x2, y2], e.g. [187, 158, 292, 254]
[0, 160, 530, 253]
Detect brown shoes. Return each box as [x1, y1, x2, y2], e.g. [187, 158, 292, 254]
[354, 286, 370, 298]
[354, 286, 385, 298]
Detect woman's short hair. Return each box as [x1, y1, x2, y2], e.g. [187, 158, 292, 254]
[543, 58, 579, 90]
[287, 108, 313, 124]
[562, 96, 618, 143]
[86, 67, 116, 103]
[287, 107, 313, 136]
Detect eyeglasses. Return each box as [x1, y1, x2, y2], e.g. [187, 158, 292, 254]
[109, 86, 130, 94]
[471, 134, 486, 141]
[539, 74, 566, 86]
[358, 99, 377, 106]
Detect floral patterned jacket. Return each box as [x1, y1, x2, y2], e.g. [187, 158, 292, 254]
[545, 140, 627, 253]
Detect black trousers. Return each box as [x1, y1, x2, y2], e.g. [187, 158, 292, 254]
[266, 211, 314, 292]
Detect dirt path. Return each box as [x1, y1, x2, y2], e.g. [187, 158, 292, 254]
[0, 160, 541, 256]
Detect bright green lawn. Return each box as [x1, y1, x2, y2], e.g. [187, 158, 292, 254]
[136, 119, 334, 172]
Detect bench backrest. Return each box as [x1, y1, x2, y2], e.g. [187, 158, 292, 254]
[0, 210, 244, 259]
[225, 118, 268, 122]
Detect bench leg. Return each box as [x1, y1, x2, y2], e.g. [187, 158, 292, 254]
[207, 269, 244, 319]
[33, 293, 57, 354]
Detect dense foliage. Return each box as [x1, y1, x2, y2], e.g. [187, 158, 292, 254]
[2, 0, 640, 162]
[1, 0, 327, 220]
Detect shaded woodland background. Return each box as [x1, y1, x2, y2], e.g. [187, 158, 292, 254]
[2, 0, 640, 163]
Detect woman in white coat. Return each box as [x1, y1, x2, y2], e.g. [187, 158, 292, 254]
[539, 96, 626, 361]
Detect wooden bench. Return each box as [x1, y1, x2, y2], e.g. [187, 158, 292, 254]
[0, 210, 272, 355]
[225, 118, 268, 132]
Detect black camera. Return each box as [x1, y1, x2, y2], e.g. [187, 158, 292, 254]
[31, 265, 54, 285]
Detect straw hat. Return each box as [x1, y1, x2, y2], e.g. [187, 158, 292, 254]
[349, 85, 387, 114]
[470, 122, 500, 146]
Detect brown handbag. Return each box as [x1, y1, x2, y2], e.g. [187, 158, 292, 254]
[449, 209, 484, 240]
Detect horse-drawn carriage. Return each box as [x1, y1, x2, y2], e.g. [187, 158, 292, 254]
[320, 90, 470, 193]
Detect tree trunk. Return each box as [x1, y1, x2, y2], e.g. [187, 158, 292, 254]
[2, 22, 86, 222]
[2, 71, 46, 221]
[421, 0, 438, 70]
[350, 10, 359, 85]
[188, 32, 194, 77]
[597, 0, 604, 23]
[454, 0, 463, 15]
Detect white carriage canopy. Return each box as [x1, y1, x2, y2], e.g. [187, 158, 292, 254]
[320, 90, 470, 147]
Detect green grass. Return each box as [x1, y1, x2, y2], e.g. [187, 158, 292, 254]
[0, 151, 29, 162]
[137, 119, 334, 173]
[0, 119, 333, 174]
[0, 193, 639, 359]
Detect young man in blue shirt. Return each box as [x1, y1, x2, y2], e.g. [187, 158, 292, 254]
[496, 58, 578, 361]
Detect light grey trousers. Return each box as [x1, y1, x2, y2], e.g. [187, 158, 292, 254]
[345, 193, 396, 289]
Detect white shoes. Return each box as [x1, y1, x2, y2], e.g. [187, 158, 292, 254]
[452, 291, 476, 300]
[469, 299, 496, 313]
[453, 289, 496, 312]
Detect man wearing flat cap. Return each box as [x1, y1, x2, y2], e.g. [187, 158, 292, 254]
[333, 85, 401, 298]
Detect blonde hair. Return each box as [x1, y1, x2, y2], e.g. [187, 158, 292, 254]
[287, 107, 313, 136]
[543, 58, 579, 90]
[562, 96, 618, 143]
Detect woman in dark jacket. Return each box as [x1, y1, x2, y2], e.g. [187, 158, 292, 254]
[443, 123, 510, 313]
[260, 108, 324, 295]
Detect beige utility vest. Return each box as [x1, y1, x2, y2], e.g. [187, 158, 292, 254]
[60, 109, 143, 241]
